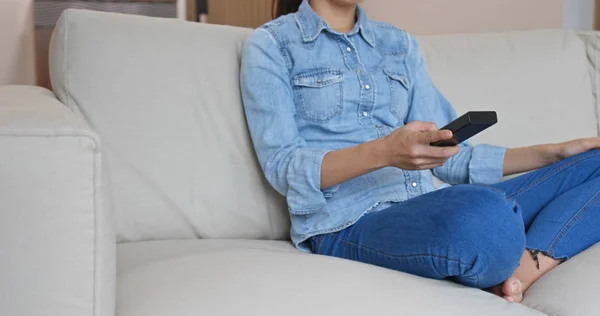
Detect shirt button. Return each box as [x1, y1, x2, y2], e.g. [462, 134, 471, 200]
[376, 124, 381, 128]
[346, 47, 352, 52]
[365, 85, 371, 90]
[362, 112, 369, 117]
[411, 182, 418, 188]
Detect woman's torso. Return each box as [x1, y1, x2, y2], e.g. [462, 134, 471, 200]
[248, 2, 439, 250]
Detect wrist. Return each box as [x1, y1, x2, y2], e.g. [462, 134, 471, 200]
[365, 137, 391, 169]
[538, 144, 561, 164]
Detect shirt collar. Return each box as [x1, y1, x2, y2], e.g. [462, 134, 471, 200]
[294, 0, 376, 47]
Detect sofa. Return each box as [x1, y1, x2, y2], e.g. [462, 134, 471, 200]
[1, 9, 600, 316]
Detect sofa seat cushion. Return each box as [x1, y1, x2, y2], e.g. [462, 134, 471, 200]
[117, 239, 543, 316]
[523, 243, 600, 316]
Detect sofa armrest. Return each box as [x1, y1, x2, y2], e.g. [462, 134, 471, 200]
[0, 86, 115, 316]
[579, 31, 600, 136]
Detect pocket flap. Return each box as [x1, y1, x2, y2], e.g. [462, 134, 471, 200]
[384, 69, 411, 90]
[293, 70, 344, 88]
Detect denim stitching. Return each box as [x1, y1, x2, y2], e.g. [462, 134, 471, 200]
[292, 68, 344, 123]
[336, 236, 475, 268]
[367, 72, 376, 120]
[294, 75, 344, 123]
[261, 27, 292, 71]
[337, 36, 351, 70]
[293, 68, 343, 79]
[387, 73, 397, 117]
[386, 70, 410, 122]
[506, 152, 600, 199]
[547, 190, 600, 255]
[356, 64, 365, 123]
[289, 203, 325, 215]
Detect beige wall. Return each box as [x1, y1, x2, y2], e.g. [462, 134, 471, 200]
[362, 0, 563, 35]
[0, 0, 36, 86]
[0, 0, 568, 88]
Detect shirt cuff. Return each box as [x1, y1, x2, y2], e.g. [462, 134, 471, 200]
[286, 148, 332, 215]
[468, 144, 507, 185]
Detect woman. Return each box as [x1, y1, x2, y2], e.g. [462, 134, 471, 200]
[241, 0, 600, 303]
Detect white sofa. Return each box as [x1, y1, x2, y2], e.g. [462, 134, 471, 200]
[1, 10, 600, 316]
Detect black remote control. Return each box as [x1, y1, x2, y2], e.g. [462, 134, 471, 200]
[430, 111, 498, 147]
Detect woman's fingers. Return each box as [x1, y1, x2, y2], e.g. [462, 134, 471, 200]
[411, 157, 454, 169]
[419, 144, 460, 159]
[421, 129, 453, 144]
[416, 163, 447, 170]
[585, 137, 600, 150]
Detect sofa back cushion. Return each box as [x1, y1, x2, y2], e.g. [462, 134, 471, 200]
[418, 30, 597, 149]
[51, 10, 289, 243]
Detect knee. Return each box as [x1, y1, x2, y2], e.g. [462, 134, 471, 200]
[441, 185, 521, 231]
[441, 185, 526, 286]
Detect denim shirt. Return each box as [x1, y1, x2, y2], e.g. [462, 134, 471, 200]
[240, 0, 507, 251]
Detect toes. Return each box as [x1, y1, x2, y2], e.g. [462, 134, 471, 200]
[503, 277, 523, 296]
[504, 293, 524, 303]
[490, 277, 525, 303]
[501, 277, 524, 303]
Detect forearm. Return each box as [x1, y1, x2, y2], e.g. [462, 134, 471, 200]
[321, 138, 388, 189]
[504, 144, 558, 176]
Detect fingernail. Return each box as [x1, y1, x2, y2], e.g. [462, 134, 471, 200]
[506, 296, 514, 302]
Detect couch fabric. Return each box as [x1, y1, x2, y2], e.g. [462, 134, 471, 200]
[50, 10, 289, 244]
[116, 239, 544, 316]
[1, 9, 600, 316]
[0, 85, 115, 316]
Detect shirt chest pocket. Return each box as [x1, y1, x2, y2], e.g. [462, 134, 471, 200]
[384, 69, 412, 124]
[292, 69, 344, 123]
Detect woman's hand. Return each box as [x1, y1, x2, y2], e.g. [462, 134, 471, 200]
[552, 137, 600, 161]
[504, 137, 600, 176]
[320, 121, 459, 189]
[382, 121, 460, 170]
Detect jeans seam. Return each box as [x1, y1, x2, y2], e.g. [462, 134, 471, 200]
[335, 236, 474, 268]
[547, 190, 600, 256]
[506, 152, 600, 199]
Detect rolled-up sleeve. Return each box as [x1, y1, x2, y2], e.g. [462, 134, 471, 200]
[240, 28, 331, 214]
[404, 34, 507, 185]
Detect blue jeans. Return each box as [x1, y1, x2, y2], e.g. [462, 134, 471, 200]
[309, 150, 600, 288]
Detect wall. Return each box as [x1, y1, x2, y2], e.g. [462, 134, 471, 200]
[0, 0, 593, 89]
[563, 0, 594, 30]
[207, 0, 272, 28]
[177, 0, 186, 19]
[362, 0, 563, 35]
[0, 0, 36, 86]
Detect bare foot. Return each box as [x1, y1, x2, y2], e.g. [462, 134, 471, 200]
[489, 250, 561, 303]
[490, 277, 524, 303]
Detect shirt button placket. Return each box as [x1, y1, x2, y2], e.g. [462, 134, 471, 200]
[340, 37, 373, 125]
